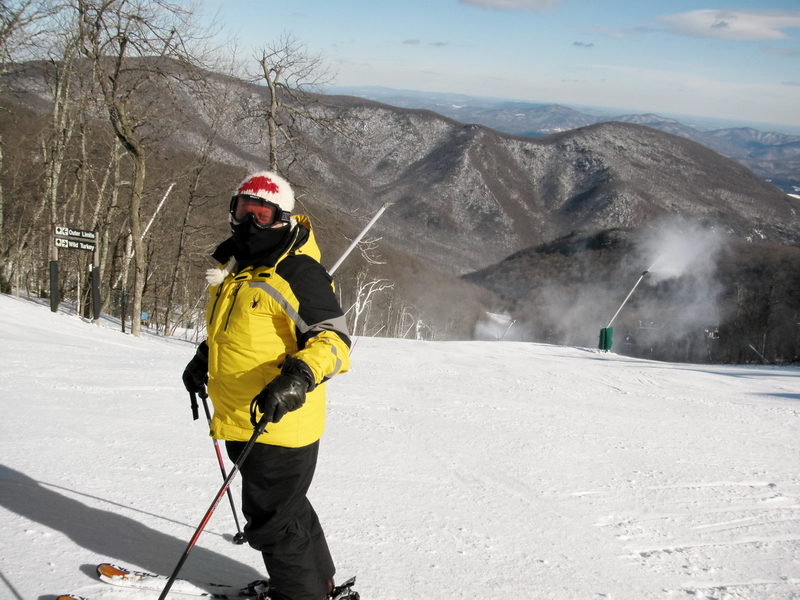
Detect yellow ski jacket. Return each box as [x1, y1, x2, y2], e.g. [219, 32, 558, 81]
[205, 216, 351, 448]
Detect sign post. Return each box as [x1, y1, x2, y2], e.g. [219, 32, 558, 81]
[49, 260, 59, 313]
[52, 226, 101, 318]
[91, 261, 102, 321]
[55, 226, 98, 252]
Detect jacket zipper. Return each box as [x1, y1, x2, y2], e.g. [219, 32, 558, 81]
[208, 284, 224, 326]
[223, 282, 243, 331]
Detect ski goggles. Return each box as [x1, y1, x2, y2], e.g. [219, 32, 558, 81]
[230, 194, 291, 228]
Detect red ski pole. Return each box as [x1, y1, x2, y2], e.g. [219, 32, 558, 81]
[196, 390, 247, 545]
[158, 413, 270, 600]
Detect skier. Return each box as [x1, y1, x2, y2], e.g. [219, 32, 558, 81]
[182, 171, 351, 600]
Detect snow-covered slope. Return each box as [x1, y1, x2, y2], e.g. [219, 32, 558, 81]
[0, 293, 798, 599]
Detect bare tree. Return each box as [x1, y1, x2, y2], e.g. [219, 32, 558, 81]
[0, 137, 7, 293]
[0, 0, 56, 289]
[0, 0, 53, 68]
[75, 0, 201, 336]
[43, 25, 83, 258]
[346, 267, 393, 337]
[164, 72, 241, 336]
[250, 32, 334, 174]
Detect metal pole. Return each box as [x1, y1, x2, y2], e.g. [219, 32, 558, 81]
[91, 237, 101, 322]
[605, 270, 649, 329]
[49, 260, 59, 313]
[159, 414, 270, 600]
[50, 233, 59, 313]
[91, 264, 102, 322]
[748, 344, 770, 364]
[498, 319, 516, 341]
[329, 203, 393, 275]
[199, 391, 246, 544]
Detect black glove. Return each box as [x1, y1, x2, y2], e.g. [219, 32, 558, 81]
[182, 341, 209, 396]
[250, 356, 316, 425]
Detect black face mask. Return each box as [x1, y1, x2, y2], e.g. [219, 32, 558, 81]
[230, 217, 292, 262]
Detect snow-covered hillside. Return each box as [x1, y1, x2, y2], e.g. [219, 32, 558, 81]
[0, 293, 798, 600]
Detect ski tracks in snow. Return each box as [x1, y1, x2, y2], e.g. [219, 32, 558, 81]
[327, 340, 800, 599]
[594, 479, 800, 598]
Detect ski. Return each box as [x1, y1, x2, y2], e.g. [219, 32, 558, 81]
[59, 563, 357, 600]
[58, 591, 250, 600]
[96, 563, 266, 597]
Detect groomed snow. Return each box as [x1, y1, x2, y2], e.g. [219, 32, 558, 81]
[0, 293, 798, 600]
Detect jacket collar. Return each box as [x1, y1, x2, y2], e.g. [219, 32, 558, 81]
[211, 215, 320, 270]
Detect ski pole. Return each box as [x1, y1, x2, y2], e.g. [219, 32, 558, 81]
[197, 390, 247, 545]
[189, 391, 199, 421]
[159, 413, 271, 600]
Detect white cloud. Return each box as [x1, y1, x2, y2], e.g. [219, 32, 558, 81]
[658, 9, 800, 42]
[460, 0, 564, 12]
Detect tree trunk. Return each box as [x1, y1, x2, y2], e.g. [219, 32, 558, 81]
[264, 65, 280, 171]
[129, 153, 146, 337]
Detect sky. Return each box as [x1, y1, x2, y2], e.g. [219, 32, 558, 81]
[196, 0, 800, 131]
[1, 293, 799, 599]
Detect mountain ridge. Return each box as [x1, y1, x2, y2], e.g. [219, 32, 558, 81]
[5, 65, 795, 277]
[329, 85, 800, 194]
[292, 94, 800, 275]
[3, 63, 799, 351]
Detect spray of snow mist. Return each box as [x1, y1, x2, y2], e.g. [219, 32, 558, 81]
[625, 217, 728, 358]
[642, 219, 725, 284]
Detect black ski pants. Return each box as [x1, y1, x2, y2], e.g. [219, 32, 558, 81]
[226, 440, 334, 600]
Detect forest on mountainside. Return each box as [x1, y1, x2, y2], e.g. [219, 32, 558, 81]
[464, 229, 800, 365]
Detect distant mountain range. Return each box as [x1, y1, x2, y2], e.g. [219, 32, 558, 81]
[329, 86, 800, 195]
[300, 92, 798, 278]
[5, 65, 799, 350]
